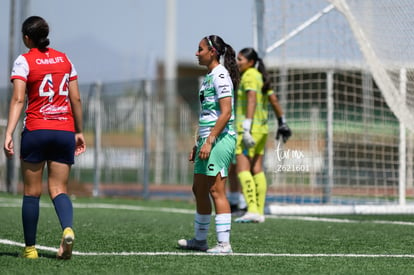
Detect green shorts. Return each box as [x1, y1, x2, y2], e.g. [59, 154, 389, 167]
[194, 133, 236, 177]
[236, 132, 268, 158]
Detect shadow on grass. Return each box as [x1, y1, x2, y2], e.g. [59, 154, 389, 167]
[0, 251, 58, 259]
[0, 252, 19, 257]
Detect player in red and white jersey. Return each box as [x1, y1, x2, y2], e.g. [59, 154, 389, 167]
[3, 16, 86, 260]
[11, 47, 78, 131]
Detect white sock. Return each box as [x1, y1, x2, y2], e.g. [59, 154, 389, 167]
[238, 192, 247, 209]
[194, 213, 210, 241]
[228, 192, 239, 205]
[215, 213, 231, 243]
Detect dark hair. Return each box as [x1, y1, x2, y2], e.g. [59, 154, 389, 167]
[239, 47, 270, 93]
[205, 35, 240, 90]
[22, 16, 50, 50]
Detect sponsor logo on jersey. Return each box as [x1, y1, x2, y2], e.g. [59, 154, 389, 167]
[219, 84, 231, 94]
[40, 104, 69, 115]
[208, 163, 214, 171]
[35, 56, 65, 65]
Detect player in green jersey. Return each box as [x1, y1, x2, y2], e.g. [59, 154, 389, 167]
[178, 35, 240, 253]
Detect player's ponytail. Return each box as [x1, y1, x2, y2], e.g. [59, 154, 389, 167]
[222, 43, 240, 91]
[257, 57, 271, 93]
[239, 48, 270, 94]
[205, 35, 240, 91]
[22, 16, 50, 50]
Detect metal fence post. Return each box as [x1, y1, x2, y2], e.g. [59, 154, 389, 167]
[93, 82, 102, 197]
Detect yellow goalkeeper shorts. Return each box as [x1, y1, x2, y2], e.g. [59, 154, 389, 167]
[236, 132, 268, 158]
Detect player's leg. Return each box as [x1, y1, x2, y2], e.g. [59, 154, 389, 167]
[206, 134, 233, 253]
[20, 128, 49, 258]
[227, 162, 240, 212]
[235, 134, 259, 216]
[235, 153, 261, 223]
[21, 160, 45, 259]
[48, 161, 73, 229]
[179, 137, 212, 251]
[237, 154, 258, 214]
[251, 133, 268, 222]
[207, 172, 232, 253]
[48, 160, 75, 259]
[47, 130, 76, 259]
[178, 173, 210, 251]
[208, 173, 230, 214]
[228, 162, 247, 214]
[179, 133, 234, 253]
[252, 155, 267, 222]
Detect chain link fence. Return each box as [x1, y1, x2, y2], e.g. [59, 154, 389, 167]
[0, 76, 201, 197]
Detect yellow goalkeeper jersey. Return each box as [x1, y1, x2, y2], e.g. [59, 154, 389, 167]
[236, 67, 273, 134]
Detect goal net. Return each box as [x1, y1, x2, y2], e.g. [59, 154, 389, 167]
[257, 0, 414, 214]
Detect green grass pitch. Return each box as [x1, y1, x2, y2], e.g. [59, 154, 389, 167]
[2, 192, 414, 274]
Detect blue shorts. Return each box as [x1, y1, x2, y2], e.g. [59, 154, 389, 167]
[20, 129, 76, 164]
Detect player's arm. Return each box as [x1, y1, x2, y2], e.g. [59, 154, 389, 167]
[4, 79, 26, 158]
[241, 70, 258, 134]
[243, 89, 257, 131]
[268, 92, 283, 118]
[245, 90, 256, 121]
[68, 79, 86, 155]
[241, 90, 257, 148]
[68, 79, 83, 133]
[268, 92, 292, 143]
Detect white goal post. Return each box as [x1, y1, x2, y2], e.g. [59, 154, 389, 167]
[255, 0, 414, 214]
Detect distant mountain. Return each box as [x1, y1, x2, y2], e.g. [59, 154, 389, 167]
[0, 35, 151, 88]
[55, 35, 148, 85]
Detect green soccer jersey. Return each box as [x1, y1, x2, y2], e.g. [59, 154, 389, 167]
[198, 64, 235, 138]
[236, 67, 273, 134]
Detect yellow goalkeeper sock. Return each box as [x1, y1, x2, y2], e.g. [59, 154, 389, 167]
[238, 171, 258, 213]
[253, 172, 267, 215]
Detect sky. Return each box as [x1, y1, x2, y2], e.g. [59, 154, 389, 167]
[0, 0, 255, 87]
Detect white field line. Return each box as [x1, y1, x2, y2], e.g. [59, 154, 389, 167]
[1, 239, 414, 258]
[3, 197, 414, 258]
[0, 198, 414, 226]
[265, 215, 414, 226]
[0, 198, 194, 215]
[2, 197, 414, 226]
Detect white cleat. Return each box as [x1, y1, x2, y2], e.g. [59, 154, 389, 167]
[234, 212, 262, 223]
[207, 242, 233, 254]
[206, 242, 233, 254]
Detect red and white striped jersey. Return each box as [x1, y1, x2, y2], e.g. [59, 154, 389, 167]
[11, 47, 78, 131]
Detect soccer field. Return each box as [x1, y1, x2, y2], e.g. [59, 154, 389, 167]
[2, 193, 414, 274]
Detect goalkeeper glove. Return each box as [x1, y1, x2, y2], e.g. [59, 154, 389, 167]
[242, 119, 256, 148]
[242, 132, 256, 148]
[276, 116, 292, 143]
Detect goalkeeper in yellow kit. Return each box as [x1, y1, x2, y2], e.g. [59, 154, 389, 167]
[234, 48, 291, 223]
